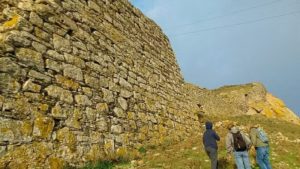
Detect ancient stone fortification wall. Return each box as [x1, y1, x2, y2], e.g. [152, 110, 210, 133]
[0, 0, 201, 168]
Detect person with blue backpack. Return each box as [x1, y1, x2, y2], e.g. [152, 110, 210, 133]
[250, 124, 272, 169]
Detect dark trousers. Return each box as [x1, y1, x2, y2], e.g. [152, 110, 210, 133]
[205, 147, 218, 169]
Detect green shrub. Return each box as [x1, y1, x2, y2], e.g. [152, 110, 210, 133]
[138, 147, 147, 154]
[81, 160, 114, 169]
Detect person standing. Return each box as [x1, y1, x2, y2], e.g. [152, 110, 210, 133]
[203, 121, 220, 169]
[226, 124, 252, 169]
[250, 125, 272, 169]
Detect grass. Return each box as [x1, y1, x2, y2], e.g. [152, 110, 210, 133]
[79, 114, 300, 169]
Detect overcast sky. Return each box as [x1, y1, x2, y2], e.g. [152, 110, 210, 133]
[130, 0, 300, 116]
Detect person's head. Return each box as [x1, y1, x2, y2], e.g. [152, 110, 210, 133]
[227, 123, 235, 131]
[205, 121, 213, 130]
[250, 124, 260, 129]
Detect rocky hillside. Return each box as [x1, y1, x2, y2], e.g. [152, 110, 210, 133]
[184, 82, 299, 124]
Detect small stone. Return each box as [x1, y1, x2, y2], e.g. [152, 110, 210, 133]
[82, 87, 92, 97]
[32, 41, 47, 53]
[46, 50, 65, 61]
[113, 107, 125, 118]
[117, 97, 128, 110]
[96, 118, 108, 131]
[111, 125, 122, 134]
[64, 53, 85, 68]
[63, 64, 83, 81]
[59, 15, 78, 31]
[51, 103, 67, 119]
[55, 75, 79, 90]
[22, 79, 41, 92]
[35, 27, 50, 41]
[120, 89, 133, 98]
[84, 75, 101, 89]
[46, 59, 62, 72]
[86, 107, 96, 122]
[96, 103, 109, 113]
[88, 0, 101, 13]
[53, 34, 71, 52]
[119, 78, 132, 89]
[102, 88, 114, 103]
[75, 95, 92, 106]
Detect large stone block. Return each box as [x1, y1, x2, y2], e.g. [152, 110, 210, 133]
[33, 115, 54, 140]
[16, 48, 44, 70]
[45, 85, 73, 103]
[75, 95, 92, 106]
[63, 64, 83, 81]
[64, 53, 85, 68]
[22, 79, 41, 92]
[0, 57, 21, 76]
[29, 12, 43, 27]
[0, 73, 21, 93]
[28, 70, 52, 83]
[65, 108, 82, 129]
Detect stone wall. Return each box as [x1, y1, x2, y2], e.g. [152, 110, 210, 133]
[0, 0, 202, 168]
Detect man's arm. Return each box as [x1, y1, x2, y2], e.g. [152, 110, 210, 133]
[225, 133, 233, 154]
[242, 133, 252, 149]
[214, 130, 220, 141]
[250, 129, 257, 147]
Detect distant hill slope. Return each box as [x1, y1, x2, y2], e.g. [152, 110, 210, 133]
[184, 82, 299, 124]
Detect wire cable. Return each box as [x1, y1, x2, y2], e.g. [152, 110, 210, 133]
[165, 0, 284, 30]
[170, 10, 300, 38]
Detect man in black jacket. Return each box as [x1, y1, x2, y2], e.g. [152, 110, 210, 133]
[203, 121, 220, 169]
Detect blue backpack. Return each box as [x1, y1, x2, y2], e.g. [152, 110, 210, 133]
[257, 128, 269, 143]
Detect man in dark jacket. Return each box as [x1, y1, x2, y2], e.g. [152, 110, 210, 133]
[203, 121, 220, 169]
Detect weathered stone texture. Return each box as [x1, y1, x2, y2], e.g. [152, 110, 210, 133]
[1, 0, 297, 168]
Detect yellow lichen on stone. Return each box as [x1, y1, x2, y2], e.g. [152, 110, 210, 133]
[65, 108, 82, 129]
[55, 75, 79, 90]
[96, 103, 109, 113]
[21, 121, 33, 137]
[39, 103, 49, 112]
[3, 15, 20, 28]
[84, 145, 104, 162]
[48, 157, 64, 169]
[56, 127, 77, 152]
[33, 114, 54, 139]
[127, 112, 135, 120]
[116, 147, 128, 159]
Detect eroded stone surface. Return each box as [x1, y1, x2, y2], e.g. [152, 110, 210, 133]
[0, 0, 298, 168]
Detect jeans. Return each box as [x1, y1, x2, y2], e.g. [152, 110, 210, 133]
[205, 147, 218, 169]
[234, 151, 251, 169]
[256, 146, 272, 169]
